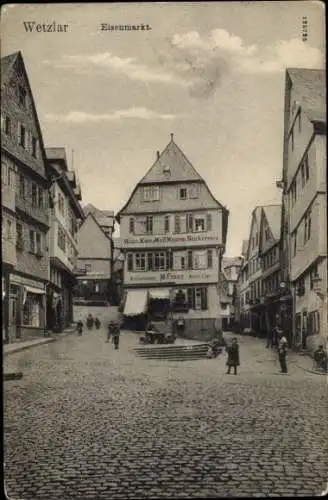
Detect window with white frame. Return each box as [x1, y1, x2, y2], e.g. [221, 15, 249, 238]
[193, 250, 207, 269]
[134, 215, 153, 235]
[173, 251, 186, 270]
[189, 183, 200, 199]
[187, 287, 208, 310]
[142, 185, 160, 202]
[135, 253, 146, 271]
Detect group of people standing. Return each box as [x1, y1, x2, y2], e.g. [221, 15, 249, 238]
[266, 316, 289, 373]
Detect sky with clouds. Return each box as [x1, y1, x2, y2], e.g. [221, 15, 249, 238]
[2, 2, 325, 256]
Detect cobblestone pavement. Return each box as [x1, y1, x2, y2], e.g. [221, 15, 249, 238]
[4, 327, 328, 499]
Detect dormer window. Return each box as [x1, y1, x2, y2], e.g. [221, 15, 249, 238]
[163, 165, 171, 178]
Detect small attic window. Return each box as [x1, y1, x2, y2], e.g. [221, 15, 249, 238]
[163, 165, 171, 177]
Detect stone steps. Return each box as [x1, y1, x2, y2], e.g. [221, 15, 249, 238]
[133, 343, 211, 361]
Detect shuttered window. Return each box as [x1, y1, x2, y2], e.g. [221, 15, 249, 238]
[207, 249, 213, 268]
[186, 287, 208, 310]
[188, 250, 193, 269]
[129, 218, 134, 234]
[164, 215, 170, 233]
[175, 215, 181, 233]
[206, 213, 212, 231]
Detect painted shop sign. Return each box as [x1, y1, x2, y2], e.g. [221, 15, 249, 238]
[10, 275, 46, 290]
[126, 270, 218, 284]
[120, 233, 222, 248]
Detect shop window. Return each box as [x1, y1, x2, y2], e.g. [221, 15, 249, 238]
[23, 294, 42, 327]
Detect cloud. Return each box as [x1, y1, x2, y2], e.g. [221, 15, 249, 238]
[45, 52, 188, 86]
[154, 29, 324, 98]
[45, 30, 324, 100]
[44, 107, 180, 123]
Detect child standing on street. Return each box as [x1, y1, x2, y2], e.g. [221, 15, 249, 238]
[226, 337, 240, 375]
[278, 333, 288, 374]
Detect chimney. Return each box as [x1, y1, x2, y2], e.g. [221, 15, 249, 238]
[170, 133, 174, 142]
[156, 151, 160, 160]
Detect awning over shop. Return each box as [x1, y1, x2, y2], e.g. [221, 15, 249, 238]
[149, 288, 171, 300]
[25, 286, 46, 295]
[124, 290, 148, 316]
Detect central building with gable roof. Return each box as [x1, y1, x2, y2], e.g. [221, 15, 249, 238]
[116, 134, 229, 339]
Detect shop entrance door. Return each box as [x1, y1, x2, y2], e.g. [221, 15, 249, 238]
[9, 295, 19, 340]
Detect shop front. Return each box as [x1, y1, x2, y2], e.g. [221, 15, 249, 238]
[10, 275, 46, 341]
[122, 282, 220, 341]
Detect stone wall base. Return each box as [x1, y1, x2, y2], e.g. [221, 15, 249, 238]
[178, 318, 219, 341]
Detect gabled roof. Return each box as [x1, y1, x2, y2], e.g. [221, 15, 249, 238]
[287, 68, 326, 124]
[262, 204, 281, 241]
[116, 135, 229, 222]
[83, 204, 115, 228]
[1, 51, 49, 181]
[140, 135, 203, 184]
[79, 212, 112, 241]
[1, 52, 19, 86]
[245, 206, 262, 258]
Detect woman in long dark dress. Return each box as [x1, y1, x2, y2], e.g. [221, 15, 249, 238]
[226, 338, 240, 375]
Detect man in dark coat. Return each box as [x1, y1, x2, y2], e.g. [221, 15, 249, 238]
[226, 337, 240, 375]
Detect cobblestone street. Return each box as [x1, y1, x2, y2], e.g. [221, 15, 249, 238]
[4, 329, 328, 499]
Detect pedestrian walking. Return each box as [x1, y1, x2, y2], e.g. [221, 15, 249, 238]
[278, 333, 288, 374]
[111, 322, 121, 350]
[76, 320, 83, 336]
[86, 313, 94, 330]
[95, 317, 101, 330]
[106, 321, 114, 343]
[226, 337, 240, 375]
